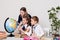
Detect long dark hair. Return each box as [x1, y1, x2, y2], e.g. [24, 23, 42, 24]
[20, 7, 28, 16]
[20, 7, 27, 12]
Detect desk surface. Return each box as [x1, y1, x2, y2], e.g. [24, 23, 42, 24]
[0, 37, 53, 40]
[0, 33, 53, 40]
[0, 33, 24, 40]
[2, 37, 23, 40]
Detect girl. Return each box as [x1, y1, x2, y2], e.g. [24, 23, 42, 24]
[18, 15, 31, 36]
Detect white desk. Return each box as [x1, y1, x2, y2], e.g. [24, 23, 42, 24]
[0, 37, 53, 40]
[2, 37, 23, 40]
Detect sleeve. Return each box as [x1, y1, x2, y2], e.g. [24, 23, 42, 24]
[17, 15, 22, 24]
[35, 25, 44, 37]
[24, 26, 32, 36]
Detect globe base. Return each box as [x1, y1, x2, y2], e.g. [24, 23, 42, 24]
[8, 33, 14, 37]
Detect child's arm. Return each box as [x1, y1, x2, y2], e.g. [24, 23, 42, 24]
[31, 31, 37, 37]
[20, 27, 30, 34]
[18, 22, 23, 31]
[35, 26, 44, 38]
[24, 27, 31, 36]
[25, 27, 30, 32]
[31, 25, 44, 39]
[19, 22, 23, 26]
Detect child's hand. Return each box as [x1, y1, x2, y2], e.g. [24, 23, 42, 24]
[18, 27, 24, 34]
[19, 22, 23, 26]
[18, 27, 22, 31]
[32, 32, 37, 37]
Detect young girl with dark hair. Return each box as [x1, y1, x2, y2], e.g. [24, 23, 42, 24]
[18, 15, 31, 36]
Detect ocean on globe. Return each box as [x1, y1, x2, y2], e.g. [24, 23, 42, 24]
[4, 17, 17, 33]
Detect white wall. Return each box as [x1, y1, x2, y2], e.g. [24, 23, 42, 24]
[0, 0, 60, 32]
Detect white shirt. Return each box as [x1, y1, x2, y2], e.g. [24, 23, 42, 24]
[14, 24, 31, 36]
[33, 24, 44, 37]
[22, 24, 28, 29]
[22, 24, 31, 36]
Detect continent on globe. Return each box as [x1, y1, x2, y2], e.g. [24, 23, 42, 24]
[4, 17, 18, 37]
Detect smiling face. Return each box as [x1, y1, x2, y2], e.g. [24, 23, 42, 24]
[31, 16, 39, 26]
[20, 7, 27, 17]
[22, 18, 28, 25]
[20, 10, 26, 17]
[31, 19, 36, 26]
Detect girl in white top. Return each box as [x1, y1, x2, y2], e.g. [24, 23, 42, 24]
[18, 15, 31, 36]
[31, 16, 44, 39]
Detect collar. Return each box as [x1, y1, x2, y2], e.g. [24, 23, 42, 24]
[23, 24, 28, 27]
[33, 23, 38, 28]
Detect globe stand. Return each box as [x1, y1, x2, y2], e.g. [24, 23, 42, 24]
[8, 33, 14, 37]
[4, 17, 16, 37]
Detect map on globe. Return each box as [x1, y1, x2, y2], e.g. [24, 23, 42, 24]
[4, 18, 17, 33]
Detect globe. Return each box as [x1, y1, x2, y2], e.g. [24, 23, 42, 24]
[4, 17, 17, 37]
